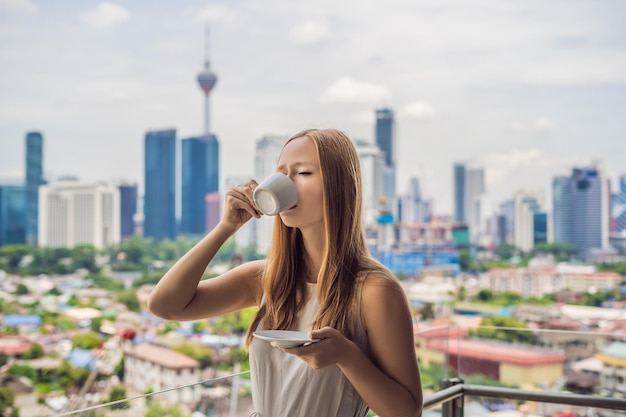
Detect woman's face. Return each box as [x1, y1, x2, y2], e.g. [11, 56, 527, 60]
[276, 136, 324, 230]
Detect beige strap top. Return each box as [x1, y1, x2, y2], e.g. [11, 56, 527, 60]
[248, 280, 370, 417]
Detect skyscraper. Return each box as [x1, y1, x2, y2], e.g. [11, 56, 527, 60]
[0, 184, 26, 246]
[144, 129, 177, 241]
[181, 134, 219, 235]
[25, 131, 44, 246]
[119, 182, 138, 239]
[402, 177, 428, 224]
[354, 139, 385, 227]
[617, 174, 626, 233]
[197, 26, 218, 135]
[513, 189, 545, 252]
[454, 162, 486, 242]
[375, 108, 396, 204]
[38, 180, 120, 249]
[552, 166, 609, 255]
[453, 163, 466, 223]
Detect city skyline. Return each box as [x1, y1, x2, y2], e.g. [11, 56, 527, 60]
[1, 0, 625, 215]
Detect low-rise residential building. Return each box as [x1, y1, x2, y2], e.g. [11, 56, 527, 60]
[419, 338, 565, 388]
[596, 342, 626, 417]
[478, 262, 622, 298]
[124, 343, 201, 408]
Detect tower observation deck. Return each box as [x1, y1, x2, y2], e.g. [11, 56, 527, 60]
[197, 26, 217, 134]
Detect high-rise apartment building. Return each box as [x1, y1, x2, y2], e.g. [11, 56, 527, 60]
[119, 182, 138, 239]
[513, 189, 546, 252]
[453, 163, 466, 223]
[144, 129, 177, 241]
[354, 139, 385, 227]
[0, 184, 26, 246]
[375, 108, 396, 204]
[25, 131, 44, 246]
[254, 135, 287, 254]
[38, 181, 120, 249]
[552, 166, 609, 255]
[402, 177, 428, 224]
[181, 134, 220, 235]
[617, 175, 626, 233]
[454, 162, 486, 242]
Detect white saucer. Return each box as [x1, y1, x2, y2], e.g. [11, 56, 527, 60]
[253, 330, 319, 348]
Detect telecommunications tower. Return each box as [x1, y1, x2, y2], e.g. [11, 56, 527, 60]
[197, 26, 218, 134]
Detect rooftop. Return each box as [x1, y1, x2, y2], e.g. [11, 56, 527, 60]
[427, 339, 565, 366]
[126, 343, 200, 369]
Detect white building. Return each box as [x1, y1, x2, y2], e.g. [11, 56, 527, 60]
[38, 181, 120, 249]
[513, 189, 545, 252]
[354, 139, 385, 227]
[254, 135, 287, 254]
[465, 163, 486, 243]
[124, 343, 201, 407]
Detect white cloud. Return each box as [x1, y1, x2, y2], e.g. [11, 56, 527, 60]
[483, 148, 544, 186]
[290, 21, 331, 46]
[401, 101, 437, 121]
[508, 117, 558, 135]
[0, 0, 36, 13]
[319, 77, 391, 104]
[195, 4, 238, 24]
[80, 2, 131, 30]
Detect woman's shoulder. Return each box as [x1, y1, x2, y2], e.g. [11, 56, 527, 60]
[360, 267, 405, 297]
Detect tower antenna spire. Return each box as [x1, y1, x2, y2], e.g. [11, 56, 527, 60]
[197, 24, 217, 134]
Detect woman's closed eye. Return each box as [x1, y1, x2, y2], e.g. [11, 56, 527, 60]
[298, 171, 312, 175]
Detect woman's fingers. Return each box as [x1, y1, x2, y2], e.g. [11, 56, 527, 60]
[225, 182, 261, 220]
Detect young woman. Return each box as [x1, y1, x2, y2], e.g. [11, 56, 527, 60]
[148, 128, 423, 417]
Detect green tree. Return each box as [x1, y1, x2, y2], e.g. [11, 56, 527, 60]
[0, 244, 30, 270]
[494, 243, 518, 260]
[72, 332, 102, 349]
[0, 387, 19, 417]
[532, 242, 577, 262]
[473, 316, 535, 344]
[117, 289, 140, 312]
[8, 364, 37, 383]
[71, 245, 99, 273]
[421, 302, 436, 320]
[475, 289, 494, 302]
[106, 386, 130, 410]
[15, 283, 29, 295]
[22, 343, 44, 359]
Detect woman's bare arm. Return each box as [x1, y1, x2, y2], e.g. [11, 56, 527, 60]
[147, 182, 264, 321]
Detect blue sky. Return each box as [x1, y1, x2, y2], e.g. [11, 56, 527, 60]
[0, 0, 625, 215]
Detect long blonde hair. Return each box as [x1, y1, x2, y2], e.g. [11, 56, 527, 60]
[246, 128, 388, 347]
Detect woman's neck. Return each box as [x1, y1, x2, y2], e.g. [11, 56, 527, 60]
[300, 227, 325, 283]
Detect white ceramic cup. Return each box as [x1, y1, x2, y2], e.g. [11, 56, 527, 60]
[253, 173, 298, 216]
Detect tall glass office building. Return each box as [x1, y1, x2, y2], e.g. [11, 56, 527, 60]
[181, 134, 220, 235]
[552, 167, 608, 255]
[25, 131, 44, 246]
[453, 163, 466, 223]
[375, 108, 396, 204]
[0, 185, 26, 246]
[119, 183, 138, 239]
[144, 129, 177, 241]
